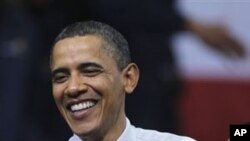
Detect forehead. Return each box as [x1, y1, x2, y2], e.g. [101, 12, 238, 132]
[53, 35, 103, 56]
[51, 35, 115, 69]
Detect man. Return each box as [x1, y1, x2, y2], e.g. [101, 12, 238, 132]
[50, 21, 195, 141]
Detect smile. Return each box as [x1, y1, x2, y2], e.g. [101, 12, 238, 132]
[70, 101, 96, 112]
[66, 99, 98, 112]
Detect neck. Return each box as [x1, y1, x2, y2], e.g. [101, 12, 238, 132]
[82, 113, 127, 141]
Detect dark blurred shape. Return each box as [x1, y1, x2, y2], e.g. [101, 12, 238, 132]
[0, 1, 41, 140]
[0, 0, 71, 140]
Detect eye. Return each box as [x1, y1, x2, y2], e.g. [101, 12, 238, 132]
[53, 74, 68, 83]
[82, 68, 103, 77]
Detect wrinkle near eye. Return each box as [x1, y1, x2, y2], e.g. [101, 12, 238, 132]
[52, 68, 70, 83]
[53, 73, 68, 83]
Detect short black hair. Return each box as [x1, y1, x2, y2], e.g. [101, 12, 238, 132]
[51, 21, 131, 70]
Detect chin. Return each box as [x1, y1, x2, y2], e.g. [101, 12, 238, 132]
[70, 120, 100, 137]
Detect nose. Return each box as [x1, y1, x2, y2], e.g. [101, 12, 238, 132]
[65, 75, 87, 97]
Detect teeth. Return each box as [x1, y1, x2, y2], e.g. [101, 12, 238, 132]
[71, 101, 95, 112]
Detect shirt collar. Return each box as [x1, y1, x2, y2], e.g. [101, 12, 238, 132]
[117, 118, 135, 141]
[70, 117, 135, 141]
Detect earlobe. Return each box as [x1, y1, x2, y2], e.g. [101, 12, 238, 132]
[123, 63, 140, 94]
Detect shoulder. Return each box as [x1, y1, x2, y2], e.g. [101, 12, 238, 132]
[134, 127, 196, 141]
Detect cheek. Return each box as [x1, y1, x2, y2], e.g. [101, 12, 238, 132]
[52, 85, 66, 116]
[99, 79, 123, 109]
[89, 77, 118, 102]
[52, 85, 64, 102]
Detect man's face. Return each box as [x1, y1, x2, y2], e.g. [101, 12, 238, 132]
[51, 35, 127, 137]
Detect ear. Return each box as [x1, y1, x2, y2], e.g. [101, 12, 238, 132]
[122, 63, 140, 94]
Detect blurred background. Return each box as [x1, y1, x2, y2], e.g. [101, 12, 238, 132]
[0, 0, 250, 141]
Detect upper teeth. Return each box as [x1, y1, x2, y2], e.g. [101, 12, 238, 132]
[71, 101, 95, 112]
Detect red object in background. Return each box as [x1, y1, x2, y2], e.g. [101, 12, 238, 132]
[177, 79, 250, 141]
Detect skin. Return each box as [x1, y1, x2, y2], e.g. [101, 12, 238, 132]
[51, 35, 139, 141]
[186, 20, 246, 58]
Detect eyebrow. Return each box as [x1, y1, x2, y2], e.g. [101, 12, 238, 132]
[51, 62, 104, 77]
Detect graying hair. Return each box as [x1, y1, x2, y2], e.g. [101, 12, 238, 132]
[51, 21, 131, 70]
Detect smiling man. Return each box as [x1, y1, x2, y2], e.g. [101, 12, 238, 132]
[50, 21, 195, 141]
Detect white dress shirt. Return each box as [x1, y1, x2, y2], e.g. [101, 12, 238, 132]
[69, 118, 196, 141]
